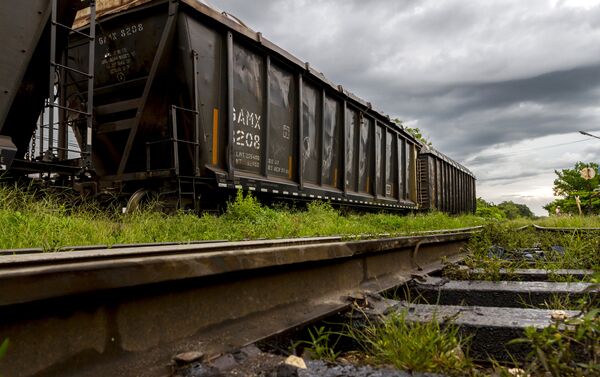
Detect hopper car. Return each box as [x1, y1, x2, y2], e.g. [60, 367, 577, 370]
[0, 0, 475, 214]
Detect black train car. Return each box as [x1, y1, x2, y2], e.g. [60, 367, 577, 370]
[1, 0, 476, 214]
[64, 0, 426, 210]
[417, 147, 476, 214]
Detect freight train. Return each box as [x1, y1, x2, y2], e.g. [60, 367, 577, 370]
[0, 0, 476, 214]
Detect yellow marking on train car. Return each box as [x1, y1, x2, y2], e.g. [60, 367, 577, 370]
[212, 108, 219, 165]
[288, 156, 292, 179]
[366, 176, 370, 193]
[333, 168, 338, 186]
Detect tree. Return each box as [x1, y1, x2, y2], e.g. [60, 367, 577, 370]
[497, 201, 534, 219]
[543, 162, 600, 215]
[475, 198, 506, 219]
[476, 198, 534, 219]
[392, 118, 432, 147]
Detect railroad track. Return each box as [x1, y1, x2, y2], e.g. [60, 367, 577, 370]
[170, 225, 599, 376]
[0, 228, 477, 377]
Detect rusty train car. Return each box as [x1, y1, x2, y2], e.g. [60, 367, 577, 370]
[0, 0, 476, 213]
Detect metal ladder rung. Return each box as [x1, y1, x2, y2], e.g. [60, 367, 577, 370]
[51, 62, 93, 78]
[52, 20, 94, 39]
[48, 103, 91, 116]
[64, 79, 90, 87]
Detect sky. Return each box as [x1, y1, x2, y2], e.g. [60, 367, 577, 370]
[209, 0, 600, 215]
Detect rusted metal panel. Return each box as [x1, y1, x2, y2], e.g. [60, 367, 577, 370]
[375, 123, 384, 196]
[398, 137, 405, 198]
[74, 0, 155, 29]
[405, 142, 412, 200]
[180, 12, 226, 172]
[438, 159, 443, 210]
[321, 94, 340, 188]
[345, 107, 358, 192]
[268, 62, 296, 179]
[301, 81, 319, 184]
[358, 115, 373, 194]
[232, 43, 264, 175]
[385, 130, 397, 198]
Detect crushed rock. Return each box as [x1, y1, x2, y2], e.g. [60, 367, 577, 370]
[173, 346, 445, 377]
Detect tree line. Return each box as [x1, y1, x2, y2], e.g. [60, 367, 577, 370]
[476, 198, 535, 219]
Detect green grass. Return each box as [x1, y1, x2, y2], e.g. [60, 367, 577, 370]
[507, 308, 600, 376]
[352, 312, 472, 375]
[301, 311, 474, 376]
[462, 222, 600, 272]
[0, 186, 487, 250]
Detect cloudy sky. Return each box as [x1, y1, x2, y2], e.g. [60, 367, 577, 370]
[210, 0, 600, 215]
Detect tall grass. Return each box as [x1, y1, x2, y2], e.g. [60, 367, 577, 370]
[351, 312, 472, 375]
[464, 222, 600, 271]
[0, 186, 487, 250]
[304, 311, 474, 376]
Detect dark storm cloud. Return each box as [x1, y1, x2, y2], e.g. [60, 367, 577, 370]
[349, 63, 600, 158]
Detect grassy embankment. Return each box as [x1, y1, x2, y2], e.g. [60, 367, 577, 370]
[0, 185, 487, 250]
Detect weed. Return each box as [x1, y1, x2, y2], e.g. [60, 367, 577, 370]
[508, 309, 600, 376]
[0, 338, 7, 360]
[0, 337, 8, 377]
[293, 326, 341, 362]
[344, 310, 473, 376]
[466, 223, 600, 273]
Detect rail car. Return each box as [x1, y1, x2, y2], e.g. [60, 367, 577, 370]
[0, 0, 476, 214]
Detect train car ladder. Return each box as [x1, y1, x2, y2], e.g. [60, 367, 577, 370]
[417, 157, 428, 209]
[41, 0, 96, 171]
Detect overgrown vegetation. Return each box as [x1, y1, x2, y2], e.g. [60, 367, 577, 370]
[0, 338, 7, 360]
[508, 309, 600, 376]
[0, 185, 487, 250]
[344, 311, 473, 375]
[464, 222, 600, 271]
[295, 311, 472, 376]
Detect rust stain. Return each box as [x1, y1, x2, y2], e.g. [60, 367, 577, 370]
[288, 156, 292, 179]
[212, 108, 219, 165]
[74, 0, 153, 28]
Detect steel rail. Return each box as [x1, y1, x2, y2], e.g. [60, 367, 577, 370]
[0, 236, 343, 256]
[533, 224, 600, 232]
[0, 229, 478, 377]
